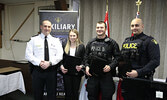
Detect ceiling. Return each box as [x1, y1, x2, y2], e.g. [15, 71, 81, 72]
[0, 0, 52, 4]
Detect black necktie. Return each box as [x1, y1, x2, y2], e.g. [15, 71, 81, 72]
[44, 36, 49, 61]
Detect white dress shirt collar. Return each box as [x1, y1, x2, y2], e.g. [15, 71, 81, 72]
[40, 33, 51, 39]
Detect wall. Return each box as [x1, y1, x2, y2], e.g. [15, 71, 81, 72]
[1, 1, 55, 61]
[1, 0, 72, 61]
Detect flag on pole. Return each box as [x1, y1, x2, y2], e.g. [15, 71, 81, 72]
[136, 11, 140, 18]
[104, 11, 110, 37]
[116, 79, 124, 100]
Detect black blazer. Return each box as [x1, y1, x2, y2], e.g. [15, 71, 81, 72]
[70, 44, 85, 64]
[62, 43, 85, 76]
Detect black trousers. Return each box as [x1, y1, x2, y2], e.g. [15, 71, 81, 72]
[86, 72, 115, 100]
[63, 74, 81, 100]
[32, 67, 57, 100]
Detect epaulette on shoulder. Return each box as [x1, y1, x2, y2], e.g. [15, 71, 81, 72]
[149, 35, 158, 45]
[106, 38, 119, 49]
[27, 34, 39, 42]
[104, 37, 112, 42]
[105, 38, 117, 45]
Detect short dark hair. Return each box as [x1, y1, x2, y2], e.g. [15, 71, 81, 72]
[41, 20, 52, 25]
[97, 21, 107, 28]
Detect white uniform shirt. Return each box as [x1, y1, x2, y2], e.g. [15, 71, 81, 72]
[25, 33, 63, 66]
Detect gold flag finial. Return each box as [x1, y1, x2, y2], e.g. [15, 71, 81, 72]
[106, 0, 108, 12]
[136, 0, 142, 12]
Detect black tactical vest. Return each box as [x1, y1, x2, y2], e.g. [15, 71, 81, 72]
[89, 38, 113, 61]
[121, 37, 143, 63]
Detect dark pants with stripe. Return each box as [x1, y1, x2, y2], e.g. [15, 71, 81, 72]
[32, 66, 57, 100]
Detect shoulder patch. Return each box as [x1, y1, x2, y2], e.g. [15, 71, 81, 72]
[151, 39, 158, 45]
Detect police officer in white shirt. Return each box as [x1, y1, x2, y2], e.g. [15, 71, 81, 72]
[25, 20, 63, 100]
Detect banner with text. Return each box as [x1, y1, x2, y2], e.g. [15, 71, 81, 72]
[39, 10, 78, 42]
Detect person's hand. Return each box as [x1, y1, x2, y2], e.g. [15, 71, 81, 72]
[126, 70, 138, 78]
[40, 61, 50, 69]
[86, 66, 92, 76]
[76, 65, 82, 72]
[60, 65, 68, 74]
[119, 78, 123, 81]
[40, 61, 44, 69]
[103, 65, 111, 72]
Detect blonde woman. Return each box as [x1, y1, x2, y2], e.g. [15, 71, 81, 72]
[60, 29, 85, 100]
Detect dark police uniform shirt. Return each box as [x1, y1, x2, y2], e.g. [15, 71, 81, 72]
[121, 32, 160, 77]
[84, 36, 120, 75]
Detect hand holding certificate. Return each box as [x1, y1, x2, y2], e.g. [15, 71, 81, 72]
[63, 54, 82, 75]
[89, 55, 109, 76]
